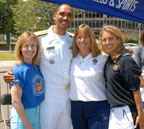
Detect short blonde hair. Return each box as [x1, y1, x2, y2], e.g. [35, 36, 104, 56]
[15, 32, 41, 65]
[72, 24, 101, 57]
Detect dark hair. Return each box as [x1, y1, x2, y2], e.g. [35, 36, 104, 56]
[56, 4, 73, 13]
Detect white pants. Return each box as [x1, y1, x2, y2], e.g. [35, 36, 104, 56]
[108, 105, 134, 129]
[40, 88, 72, 129]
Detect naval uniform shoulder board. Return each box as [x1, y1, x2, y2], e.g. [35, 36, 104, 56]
[34, 30, 48, 37]
[68, 32, 74, 38]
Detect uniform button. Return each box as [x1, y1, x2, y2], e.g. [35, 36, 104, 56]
[80, 61, 84, 64]
[49, 60, 55, 64]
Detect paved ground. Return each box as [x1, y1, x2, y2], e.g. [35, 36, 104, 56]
[0, 60, 16, 69]
[0, 60, 15, 129]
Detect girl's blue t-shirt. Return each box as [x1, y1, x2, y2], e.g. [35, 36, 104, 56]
[9, 62, 45, 108]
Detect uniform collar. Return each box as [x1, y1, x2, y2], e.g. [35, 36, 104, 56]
[78, 53, 92, 60]
[49, 26, 69, 38]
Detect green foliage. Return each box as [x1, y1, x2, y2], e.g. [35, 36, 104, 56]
[0, 0, 17, 35]
[0, 35, 2, 40]
[0, 0, 57, 35]
[0, 51, 15, 60]
[122, 34, 138, 43]
[124, 39, 138, 43]
[0, 44, 15, 51]
[13, 0, 57, 35]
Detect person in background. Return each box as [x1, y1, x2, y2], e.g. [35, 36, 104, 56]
[135, 31, 144, 90]
[3, 4, 74, 129]
[70, 24, 110, 129]
[99, 25, 144, 129]
[9, 32, 45, 129]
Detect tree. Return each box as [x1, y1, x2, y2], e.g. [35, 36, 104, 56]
[13, 0, 57, 35]
[0, 0, 17, 47]
[0, 0, 17, 34]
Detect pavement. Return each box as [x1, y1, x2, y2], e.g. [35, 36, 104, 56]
[0, 60, 15, 129]
[0, 60, 16, 69]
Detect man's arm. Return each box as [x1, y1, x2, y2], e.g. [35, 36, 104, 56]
[3, 65, 15, 84]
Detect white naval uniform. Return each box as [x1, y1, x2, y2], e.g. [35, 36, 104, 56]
[70, 53, 107, 101]
[38, 26, 73, 129]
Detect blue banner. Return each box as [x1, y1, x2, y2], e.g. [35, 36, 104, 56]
[42, 0, 144, 24]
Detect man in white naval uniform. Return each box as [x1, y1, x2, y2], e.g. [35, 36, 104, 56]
[3, 4, 74, 129]
[37, 4, 74, 129]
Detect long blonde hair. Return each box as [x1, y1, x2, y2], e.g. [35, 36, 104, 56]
[72, 24, 101, 57]
[99, 25, 131, 61]
[15, 32, 41, 65]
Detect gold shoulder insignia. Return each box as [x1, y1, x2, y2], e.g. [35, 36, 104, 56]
[68, 32, 74, 38]
[34, 30, 48, 36]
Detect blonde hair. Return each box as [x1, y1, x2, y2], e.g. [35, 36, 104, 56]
[99, 25, 131, 61]
[15, 32, 41, 66]
[140, 31, 144, 43]
[72, 24, 101, 57]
